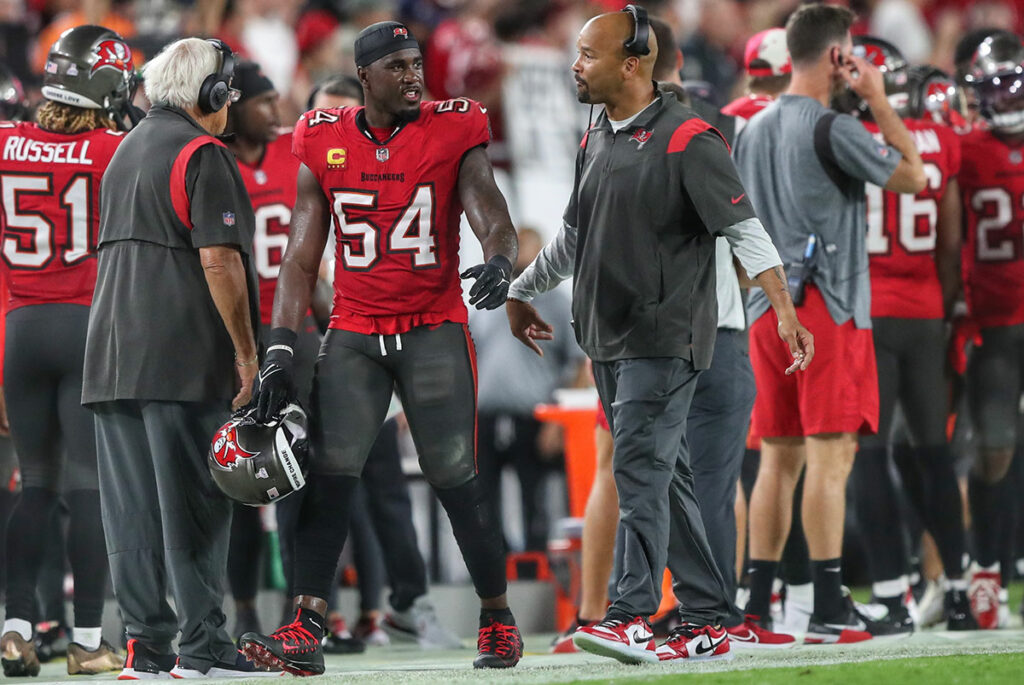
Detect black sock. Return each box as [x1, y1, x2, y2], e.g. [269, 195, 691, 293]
[916, 445, 967, 577]
[435, 477, 507, 599]
[65, 490, 108, 627]
[292, 474, 359, 599]
[4, 487, 60, 623]
[876, 594, 903, 613]
[745, 560, 778, 618]
[811, 558, 844, 621]
[968, 473, 1011, 568]
[480, 607, 514, 628]
[296, 607, 325, 641]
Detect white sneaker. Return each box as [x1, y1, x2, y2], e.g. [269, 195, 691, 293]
[998, 588, 1010, 628]
[917, 580, 945, 628]
[383, 597, 463, 649]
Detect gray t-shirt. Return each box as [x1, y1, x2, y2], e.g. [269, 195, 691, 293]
[733, 94, 902, 329]
[470, 288, 584, 416]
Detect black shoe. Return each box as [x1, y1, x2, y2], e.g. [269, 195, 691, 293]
[321, 633, 365, 655]
[118, 638, 177, 679]
[34, 621, 68, 663]
[239, 609, 325, 677]
[805, 594, 882, 644]
[865, 603, 915, 636]
[946, 589, 979, 630]
[473, 616, 522, 669]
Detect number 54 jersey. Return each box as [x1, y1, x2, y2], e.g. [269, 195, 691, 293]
[0, 121, 124, 310]
[292, 99, 491, 335]
[960, 128, 1024, 329]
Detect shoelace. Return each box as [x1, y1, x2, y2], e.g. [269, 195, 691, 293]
[667, 623, 702, 642]
[478, 622, 519, 658]
[271, 621, 319, 652]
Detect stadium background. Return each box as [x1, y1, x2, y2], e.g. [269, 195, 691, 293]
[2, 0, 1024, 681]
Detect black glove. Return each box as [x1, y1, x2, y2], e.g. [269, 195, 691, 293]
[460, 255, 512, 310]
[253, 327, 297, 423]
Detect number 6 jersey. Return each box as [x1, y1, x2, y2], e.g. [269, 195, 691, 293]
[292, 99, 490, 335]
[960, 127, 1024, 329]
[0, 121, 124, 310]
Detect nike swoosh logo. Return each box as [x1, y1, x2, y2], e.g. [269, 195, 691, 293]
[258, 365, 281, 385]
[728, 632, 756, 642]
[824, 621, 865, 631]
[694, 635, 725, 655]
[731, 194, 745, 204]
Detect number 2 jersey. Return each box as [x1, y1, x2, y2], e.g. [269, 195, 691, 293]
[864, 119, 960, 320]
[234, 131, 299, 325]
[0, 121, 124, 311]
[292, 99, 490, 335]
[960, 127, 1024, 329]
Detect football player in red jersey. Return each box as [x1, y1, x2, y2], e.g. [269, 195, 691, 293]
[0, 25, 134, 676]
[240, 22, 521, 674]
[840, 37, 976, 632]
[959, 30, 1024, 630]
[722, 28, 792, 129]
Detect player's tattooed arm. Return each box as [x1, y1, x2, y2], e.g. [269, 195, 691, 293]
[272, 163, 330, 332]
[457, 145, 518, 266]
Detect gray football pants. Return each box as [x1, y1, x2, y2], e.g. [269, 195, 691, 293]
[593, 357, 733, 625]
[93, 400, 237, 670]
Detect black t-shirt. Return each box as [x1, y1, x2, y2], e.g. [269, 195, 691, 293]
[82, 106, 258, 404]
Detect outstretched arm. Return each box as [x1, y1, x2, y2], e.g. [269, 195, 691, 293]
[457, 146, 518, 310]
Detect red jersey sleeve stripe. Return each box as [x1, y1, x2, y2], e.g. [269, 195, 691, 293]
[667, 119, 729, 154]
[169, 135, 227, 230]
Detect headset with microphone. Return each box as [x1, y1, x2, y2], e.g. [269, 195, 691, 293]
[622, 4, 651, 57]
[198, 39, 237, 114]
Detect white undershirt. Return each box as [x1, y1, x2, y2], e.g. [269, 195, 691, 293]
[607, 98, 659, 132]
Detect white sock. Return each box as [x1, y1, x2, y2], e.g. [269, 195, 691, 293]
[2, 619, 32, 642]
[74, 627, 102, 651]
[786, 582, 814, 605]
[947, 577, 968, 592]
[872, 577, 909, 600]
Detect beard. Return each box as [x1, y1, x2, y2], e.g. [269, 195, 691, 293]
[395, 105, 421, 123]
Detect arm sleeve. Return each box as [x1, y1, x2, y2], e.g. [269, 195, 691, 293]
[680, 131, 758, 234]
[507, 220, 577, 302]
[829, 113, 903, 186]
[186, 145, 253, 249]
[720, 217, 783, 279]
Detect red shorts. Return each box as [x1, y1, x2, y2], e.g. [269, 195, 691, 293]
[749, 286, 879, 439]
[596, 400, 610, 431]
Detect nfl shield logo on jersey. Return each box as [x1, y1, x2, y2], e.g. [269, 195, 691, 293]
[376, 148, 389, 163]
[223, 211, 236, 226]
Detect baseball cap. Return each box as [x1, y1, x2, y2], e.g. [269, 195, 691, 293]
[744, 28, 792, 77]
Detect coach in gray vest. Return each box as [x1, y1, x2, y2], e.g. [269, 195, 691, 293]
[82, 38, 265, 677]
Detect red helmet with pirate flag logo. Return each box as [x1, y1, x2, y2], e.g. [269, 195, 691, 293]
[208, 403, 309, 506]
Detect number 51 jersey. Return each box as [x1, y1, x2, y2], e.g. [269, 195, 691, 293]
[292, 99, 490, 335]
[0, 121, 124, 310]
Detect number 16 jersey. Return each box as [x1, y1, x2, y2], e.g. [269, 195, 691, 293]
[292, 99, 491, 335]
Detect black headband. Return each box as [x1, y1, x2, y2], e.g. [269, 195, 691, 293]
[354, 21, 420, 68]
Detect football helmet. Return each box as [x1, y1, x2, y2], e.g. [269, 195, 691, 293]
[906, 65, 968, 130]
[964, 31, 1024, 135]
[833, 36, 909, 117]
[41, 25, 136, 122]
[0, 63, 28, 121]
[208, 403, 309, 506]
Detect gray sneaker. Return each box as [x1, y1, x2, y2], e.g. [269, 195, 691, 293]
[383, 597, 463, 649]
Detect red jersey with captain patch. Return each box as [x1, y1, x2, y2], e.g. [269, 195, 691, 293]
[864, 119, 960, 319]
[234, 131, 299, 325]
[0, 122, 124, 310]
[293, 98, 490, 334]
[960, 127, 1024, 329]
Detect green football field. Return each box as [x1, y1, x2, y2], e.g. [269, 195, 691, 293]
[29, 626, 1024, 683]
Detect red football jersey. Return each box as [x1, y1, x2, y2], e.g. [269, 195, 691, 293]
[293, 98, 490, 335]
[959, 128, 1024, 329]
[721, 93, 774, 121]
[864, 119, 960, 319]
[0, 122, 124, 310]
[234, 131, 300, 325]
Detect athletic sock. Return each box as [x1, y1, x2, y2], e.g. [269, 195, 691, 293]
[295, 607, 325, 642]
[871, 577, 908, 613]
[811, 558, 844, 621]
[968, 474, 1011, 568]
[73, 627, 102, 651]
[292, 474, 359, 599]
[745, 560, 778, 617]
[2, 619, 32, 641]
[480, 608, 515, 628]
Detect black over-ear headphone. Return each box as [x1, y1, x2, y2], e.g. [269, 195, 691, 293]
[199, 39, 236, 114]
[622, 4, 651, 56]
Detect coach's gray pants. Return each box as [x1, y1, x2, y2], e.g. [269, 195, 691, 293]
[594, 357, 733, 625]
[93, 400, 237, 669]
[687, 330, 756, 627]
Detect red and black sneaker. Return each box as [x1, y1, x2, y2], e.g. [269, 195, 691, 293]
[473, 617, 523, 669]
[572, 615, 658, 664]
[239, 609, 325, 677]
[725, 615, 796, 650]
[655, 623, 732, 662]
